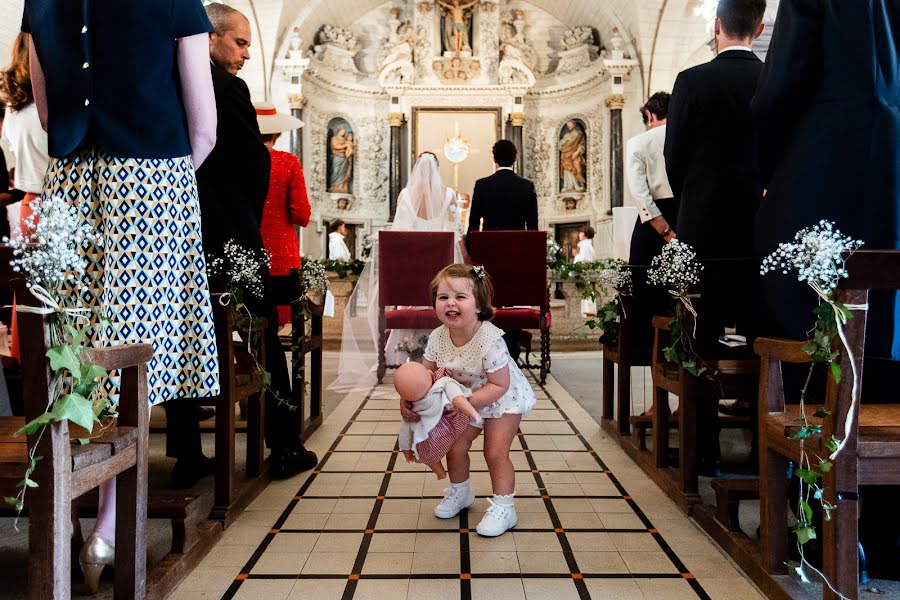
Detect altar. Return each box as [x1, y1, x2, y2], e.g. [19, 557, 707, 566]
[268, 0, 643, 261]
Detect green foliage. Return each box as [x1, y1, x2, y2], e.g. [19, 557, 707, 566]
[661, 307, 712, 379]
[585, 298, 620, 337]
[321, 259, 365, 279]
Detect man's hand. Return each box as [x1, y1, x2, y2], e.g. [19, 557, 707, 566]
[648, 215, 676, 243]
[400, 399, 420, 422]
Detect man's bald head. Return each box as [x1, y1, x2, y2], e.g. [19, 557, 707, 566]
[206, 3, 252, 74]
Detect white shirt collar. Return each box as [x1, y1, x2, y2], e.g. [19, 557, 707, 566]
[496, 166, 515, 172]
[718, 45, 753, 53]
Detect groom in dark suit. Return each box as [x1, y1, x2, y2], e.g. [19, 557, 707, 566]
[466, 140, 539, 360]
[662, 0, 766, 473]
[466, 140, 538, 241]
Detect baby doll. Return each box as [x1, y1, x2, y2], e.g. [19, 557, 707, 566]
[396, 362, 481, 479]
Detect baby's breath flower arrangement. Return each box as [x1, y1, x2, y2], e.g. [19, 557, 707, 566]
[647, 240, 709, 377]
[208, 240, 294, 411]
[584, 260, 633, 341]
[760, 220, 864, 585]
[397, 332, 430, 362]
[206, 240, 268, 303]
[3, 194, 112, 518]
[300, 259, 329, 301]
[546, 233, 563, 270]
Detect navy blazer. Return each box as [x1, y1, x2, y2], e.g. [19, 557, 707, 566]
[753, 0, 900, 360]
[22, 0, 212, 159]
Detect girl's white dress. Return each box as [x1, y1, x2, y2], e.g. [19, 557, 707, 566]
[423, 321, 535, 422]
[574, 240, 598, 316]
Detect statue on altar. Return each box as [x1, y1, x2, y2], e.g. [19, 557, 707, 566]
[437, 0, 479, 55]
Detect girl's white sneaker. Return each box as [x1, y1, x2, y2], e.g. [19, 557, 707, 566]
[434, 485, 475, 518]
[475, 498, 517, 536]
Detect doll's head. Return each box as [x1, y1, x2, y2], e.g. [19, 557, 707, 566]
[394, 362, 434, 402]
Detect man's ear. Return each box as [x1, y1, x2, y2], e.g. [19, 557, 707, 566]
[754, 22, 765, 40]
[714, 17, 721, 37]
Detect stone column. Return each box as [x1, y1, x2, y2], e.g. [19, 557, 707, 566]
[289, 94, 307, 162]
[606, 94, 625, 215]
[509, 112, 526, 175]
[388, 112, 406, 221]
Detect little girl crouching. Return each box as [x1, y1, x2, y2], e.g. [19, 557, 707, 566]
[400, 264, 536, 537]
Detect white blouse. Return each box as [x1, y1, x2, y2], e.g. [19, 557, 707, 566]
[328, 231, 352, 261]
[1, 103, 50, 195]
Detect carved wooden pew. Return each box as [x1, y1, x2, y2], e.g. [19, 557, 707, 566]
[199, 291, 269, 526]
[756, 250, 900, 600]
[0, 295, 152, 597]
[271, 268, 323, 439]
[619, 258, 759, 514]
[600, 291, 652, 440]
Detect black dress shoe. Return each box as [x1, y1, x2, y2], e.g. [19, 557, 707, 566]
[172, 454, 216, 489]
[270, 446, 318, 480]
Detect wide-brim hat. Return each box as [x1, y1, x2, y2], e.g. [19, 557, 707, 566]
[254, 102, 304, 134]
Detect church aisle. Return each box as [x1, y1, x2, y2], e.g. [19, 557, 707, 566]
[169, 370, 764, 600]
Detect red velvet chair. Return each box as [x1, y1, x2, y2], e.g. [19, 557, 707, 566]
[468, 231, 551, 383]
[378, 231, 455, 383]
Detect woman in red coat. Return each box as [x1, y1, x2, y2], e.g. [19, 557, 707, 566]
[255, 103, 311, 324]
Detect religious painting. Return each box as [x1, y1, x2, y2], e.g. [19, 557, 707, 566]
[411, 107, 502, 203]
[326, 117, 355, 195]
[437, 0, 478, 56]
[554, 222, 589, 262]
[559, 118, 587, 193]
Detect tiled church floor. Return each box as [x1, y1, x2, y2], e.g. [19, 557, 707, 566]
[170, 370, 765, 600]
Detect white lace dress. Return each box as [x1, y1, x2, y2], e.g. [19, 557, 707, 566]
[423, 321, 535, 423]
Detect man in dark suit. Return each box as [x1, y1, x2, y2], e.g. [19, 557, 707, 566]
[466, 140, 538, 361]
[165, 3, 316, 486]
[662, 0, 766, 473]
[753, 1, 900, 576]
[466, 140, 538, 240]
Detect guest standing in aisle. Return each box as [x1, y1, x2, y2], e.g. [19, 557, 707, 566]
[22, 0, 220, 589]
[255, 102, 310, 326]
[662, 0, 766, 472]
[193, 3, 317, 480]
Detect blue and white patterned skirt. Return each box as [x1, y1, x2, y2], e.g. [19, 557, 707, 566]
[46, 148, 220, 405]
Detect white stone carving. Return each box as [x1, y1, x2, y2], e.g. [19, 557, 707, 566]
[360, 117, 389, 204]
[313, 25, 360, 73]
[498, 9, 536, 86]
[555, 26, 597, 76]
[561, 26, 594, 51]
[379, 8, 416, 86]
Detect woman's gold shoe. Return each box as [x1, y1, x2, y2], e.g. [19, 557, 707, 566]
[79, 533, 114, 594]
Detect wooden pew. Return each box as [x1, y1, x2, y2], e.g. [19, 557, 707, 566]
[201, 292, 268, 526]
[271, 269, 323, 440]
[755, 250, 900, 600]
[0, 299, 152, 597]
[600, 293, 652, 440]
[618, 259, 759, 514]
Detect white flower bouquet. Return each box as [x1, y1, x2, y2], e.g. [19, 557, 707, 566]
[207, 239, 269, 301]
[647, 240, 708, 377]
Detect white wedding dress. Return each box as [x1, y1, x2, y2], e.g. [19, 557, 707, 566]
[329, 154, 463, 393]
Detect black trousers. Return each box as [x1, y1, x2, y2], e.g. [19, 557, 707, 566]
[628, 198, 679, 347]
[165, 278, 302, 460]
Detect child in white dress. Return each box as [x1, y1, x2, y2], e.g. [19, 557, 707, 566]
[327, 219, 352, 261]
[400, 263, 535, 537]
[574, 225, 597, 316]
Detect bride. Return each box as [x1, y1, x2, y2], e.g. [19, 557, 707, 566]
[329, 152, 464, 392]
